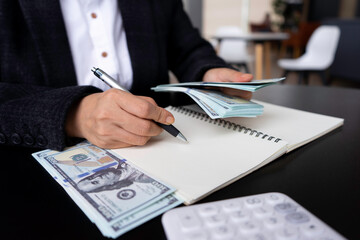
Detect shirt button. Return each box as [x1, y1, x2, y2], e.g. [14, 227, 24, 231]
[11, 133, 22, 145]
[101, 52, 108, 58]
[91, 12, 97, 19]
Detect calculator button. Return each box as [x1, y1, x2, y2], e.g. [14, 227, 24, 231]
[275, 226, 299, 240]
[211, 225, 236, 239]
[221, 200, 242, 212]
[285, 211, 310, 224]
[253, 206, 273, 219]
[198, 205, 219, 217]
[238, 220, 261, 235]
[185, 230, 208, 240]
[204, 214, 227, 227]
[317, 235, 338, 240]
[161, 193, 346, 240]
[300, 222, 324, 237]
[274, 202, 297, 214]
[265, 193, 285, 205]
[229, 209, 251, 223]
[263, 216, 284, 230]
[244, 197, 263, 208]
[247, 233, 272, 240]
[178, 210, 202, 231]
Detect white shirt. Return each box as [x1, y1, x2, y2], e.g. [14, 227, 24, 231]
[59, 0, 133, 91]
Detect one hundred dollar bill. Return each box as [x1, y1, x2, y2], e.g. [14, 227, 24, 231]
[152, 86, 263, 118]
[32, 143, 182, 238]
[190, 89, 263, 116]
[152, 77, 285, 92]
[106, 193, 182, 238]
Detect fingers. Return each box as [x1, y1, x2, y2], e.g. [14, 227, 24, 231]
[117, 92, 175, 125]
[91, 124, 152, 149]
[111, 109, 163, 136]
[230, 72, 253, 82]
[138, 96, 158, 106]
[203, 68, 254, 83]
[66, 89, 175, 149]
[202, 68, 254, 100]
[218, 68, 253, 83]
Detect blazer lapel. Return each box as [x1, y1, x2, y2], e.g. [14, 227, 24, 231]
[118, 0, 161, 94]
[18, 0, 77, 87]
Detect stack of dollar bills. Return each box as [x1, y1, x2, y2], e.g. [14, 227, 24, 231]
[32, 142, 182, 238]
[152, 78, 285, 119]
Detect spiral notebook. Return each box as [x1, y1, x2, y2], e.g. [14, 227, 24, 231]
[111, 101, 343, 204]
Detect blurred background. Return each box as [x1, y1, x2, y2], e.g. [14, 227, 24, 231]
[182, 0, 360, 88]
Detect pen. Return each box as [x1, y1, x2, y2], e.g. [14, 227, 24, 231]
[91, 67, 188, 142]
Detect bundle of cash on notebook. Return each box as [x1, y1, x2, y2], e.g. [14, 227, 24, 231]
[152, 77, 285, 119]
[32, 143, 182, 238]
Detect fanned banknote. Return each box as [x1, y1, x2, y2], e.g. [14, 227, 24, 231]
[32, 143, 182, 238]
[152, 78, 284, 118]
[152, 77, 285, 92]
[152, 86, 263, 119]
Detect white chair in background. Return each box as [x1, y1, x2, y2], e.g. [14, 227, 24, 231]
[278, 25, 341, 85]
[215, 26, 251, 73]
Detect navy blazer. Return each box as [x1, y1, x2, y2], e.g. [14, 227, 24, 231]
[0, 0, 228, 150]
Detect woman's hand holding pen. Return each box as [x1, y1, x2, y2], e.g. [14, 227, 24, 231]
[65, 89, 175, 149]
[202, 68, 253, 100]
[66, 68, 252, 149]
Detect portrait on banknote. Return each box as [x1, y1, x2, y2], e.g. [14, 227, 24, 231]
[37, 144, 175, 223]
[32, 144, 181, 237]
[76, 162, 153, 193]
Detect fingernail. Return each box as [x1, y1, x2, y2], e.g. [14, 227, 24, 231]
[166, 116, 174, 124]
[244, 74, 252, 79]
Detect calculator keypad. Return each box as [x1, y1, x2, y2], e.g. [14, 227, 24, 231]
[162, 192, 346, 240]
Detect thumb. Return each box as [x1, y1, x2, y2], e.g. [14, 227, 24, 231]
[137, 96, 175, 125]
[204, 68, 253, 83]
[219, 68, 253, 83]
[151, 106, 175, 125]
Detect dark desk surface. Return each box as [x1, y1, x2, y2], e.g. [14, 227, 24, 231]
[3, 85, 360, 239]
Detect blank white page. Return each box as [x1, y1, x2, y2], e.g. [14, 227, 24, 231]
[112, 106, 288, 204]
[228, 100, 344, 152]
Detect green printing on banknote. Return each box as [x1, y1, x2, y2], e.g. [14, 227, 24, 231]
[32, 143, 183, 238]
[152, 77, 284, 119]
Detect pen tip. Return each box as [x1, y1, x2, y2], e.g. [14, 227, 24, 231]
[91, 67, 97, 72]
[177, 133, 188, 143]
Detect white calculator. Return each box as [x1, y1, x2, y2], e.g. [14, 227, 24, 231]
[162, 192, 346, 240]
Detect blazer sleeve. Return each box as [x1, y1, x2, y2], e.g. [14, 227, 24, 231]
[167, 0, 231, 83]
[0, 82, 101, 150]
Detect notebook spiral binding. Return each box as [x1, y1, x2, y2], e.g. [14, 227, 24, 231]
[171, 106, 282, 143]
